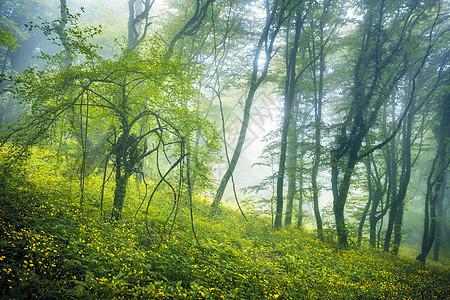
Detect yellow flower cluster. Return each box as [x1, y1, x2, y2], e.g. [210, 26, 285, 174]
[1, 147, 449, 299]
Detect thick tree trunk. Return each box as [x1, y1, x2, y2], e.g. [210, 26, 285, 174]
[110, 130, 139, 221]
[392, 199, 405, 255]
[332, 134, 363, 247]
[333, 192, 348, 247]
[112, 171, 130, 221]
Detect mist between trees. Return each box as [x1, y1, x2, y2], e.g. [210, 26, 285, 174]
[1, 0, 449, 269]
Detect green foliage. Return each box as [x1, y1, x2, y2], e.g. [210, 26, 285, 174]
[0, 155, 449, 299]
[0, 24, 21, 52]
[2, 10, 220, 220]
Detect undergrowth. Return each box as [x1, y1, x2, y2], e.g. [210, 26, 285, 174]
[0, 152, 449, 299]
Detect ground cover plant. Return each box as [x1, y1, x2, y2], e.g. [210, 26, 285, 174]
[0, 152, 449, 300]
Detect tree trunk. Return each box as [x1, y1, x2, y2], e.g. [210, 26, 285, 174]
[417, 93, 449, 263]
[285, 114, 299, 226]
[213, 83, 262, 208]
[332, 134, 363, 247]
[357, 159, 373, 246]
[275, 11, 304, 230]
[385, 83, 415, 254]
[433, 172, 447, 261]
[297, 158, 304, 229]
[128, 0, 153, 51]
[365, 150, 386, 247]
[213, 0, 286, 209]
[310, 9, 326, 239]
[433, 173, 449, 261]
[58, 0, 71, 68]
[112, 170, 130, 221]
[110, 130, 139, 221]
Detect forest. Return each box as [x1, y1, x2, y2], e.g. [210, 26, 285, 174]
[0, 0, 449, 299]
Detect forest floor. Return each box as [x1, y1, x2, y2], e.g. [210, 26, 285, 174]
[0, 161, 449, 299]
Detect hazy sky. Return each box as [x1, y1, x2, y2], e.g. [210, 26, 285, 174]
[70, 0, 168, 18]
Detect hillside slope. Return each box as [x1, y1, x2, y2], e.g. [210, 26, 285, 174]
[0, 167, 449, 299]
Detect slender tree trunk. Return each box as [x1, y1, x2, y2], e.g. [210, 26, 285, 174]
[275, 11, 304, 229]
[385, 84, 415, 254]
[297, 157, 304, 229]
[369, 180, 384, 247]
[213, 0, 287, 209]
[213, 83, 263, 208]
[357, 159, 373, 246]
[128, 0, 153, 51]
[310, 7, 327, 239]
[383, 133, 398, 250]
[433, 172, 447, 261]
[368, 106, 390, 247]
[58, 0, 71, 68]
[296, 116, 306, 229]
[366, 150, 386, 247]
[285, 112, 299, 226]
[417, 93, 449, 263]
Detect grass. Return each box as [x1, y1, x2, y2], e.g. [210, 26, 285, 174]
[0, 152, 449, 299]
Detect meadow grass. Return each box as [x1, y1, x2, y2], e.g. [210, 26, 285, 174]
[0, 153, 449, 299]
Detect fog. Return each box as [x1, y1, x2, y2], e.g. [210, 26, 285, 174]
[2, 0, 449, 264]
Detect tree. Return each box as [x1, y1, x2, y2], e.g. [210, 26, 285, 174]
[416, 90, 450, 263]
[274, 0, 337, 230]
[0, 0, 54, 125]
[166, 0, 216, 60]
[284, 103, 299, 227]
[307, 0, 336, 239]
[1, 13, 217, 221]
[212, 0, 299, 209]
[128, 0, 154, 51]
[330, 0, 438, 247]
[383, 77, 418, 254]
[275, 6, 307, 229]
